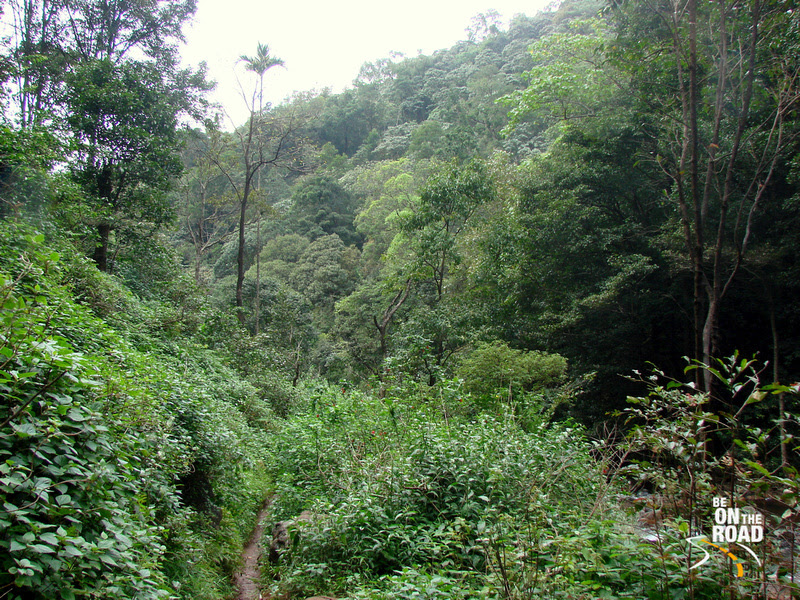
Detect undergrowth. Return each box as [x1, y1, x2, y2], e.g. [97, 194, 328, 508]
[265, 383, 635, 599]
[0, 221, 274, 599]
[263, 373, 798, 600]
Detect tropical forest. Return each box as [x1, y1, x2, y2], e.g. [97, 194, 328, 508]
[0, 0, 798, 598]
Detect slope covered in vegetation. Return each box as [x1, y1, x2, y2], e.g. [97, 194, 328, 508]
[0, 221, 277, 598]
[1, 0, 798, 598]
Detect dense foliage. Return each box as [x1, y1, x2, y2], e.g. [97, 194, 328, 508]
[1, 0, 798, 598]
[172, 0, 800, 420]
[0, 222, 274, 598]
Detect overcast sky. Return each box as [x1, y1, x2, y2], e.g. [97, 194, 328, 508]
[180, 0, 552, 127]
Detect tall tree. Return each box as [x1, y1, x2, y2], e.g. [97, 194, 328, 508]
[209, 44, 306, 324]
[610, 0, 800, 389]
[3, 0, 208, 268]
[62, 0, 196, 63]
[6, 0, 66, 128]
[65, 59, 205, 271]
[398, 159, 495, 383]
[5, 0, 199, 127]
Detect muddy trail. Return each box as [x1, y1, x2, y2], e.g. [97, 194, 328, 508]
[233, 498, 274, 600]
[233, 500, 338, 600]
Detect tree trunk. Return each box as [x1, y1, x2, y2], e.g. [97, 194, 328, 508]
[94, 222, 111, 272]
[688, 0, 708, 390]
[769, 296, 790, 471]
[236, 178, 251, 325]
[292, 340, 302, 387]
[195, 249, 202, 285]
[373, 278, 412, 363]
[702, 295, 719, 391]
[254, 214, 261, 335]
[701, 0, 762, 391]
[195, 183, 206, 285]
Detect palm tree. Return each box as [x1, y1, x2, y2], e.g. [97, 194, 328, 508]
[238, 45, 284, 331]
[239, 43, 284, 115]
[227, 44, 284, 323]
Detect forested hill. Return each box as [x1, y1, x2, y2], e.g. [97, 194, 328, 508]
[1, 0, 799, 598]
[175, 0, 800, 420]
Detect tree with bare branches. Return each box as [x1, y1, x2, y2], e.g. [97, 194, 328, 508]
[612, 0, 800, 390]
[208, 43, 308, 324]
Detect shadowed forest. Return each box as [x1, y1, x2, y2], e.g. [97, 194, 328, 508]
[1, 0, 798, 598]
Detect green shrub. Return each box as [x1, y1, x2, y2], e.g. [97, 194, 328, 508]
[457, 341, 568, 401]
[265, 384, 610, 598]
[0, 222, 275, 599]
[0, 237, 172, 598]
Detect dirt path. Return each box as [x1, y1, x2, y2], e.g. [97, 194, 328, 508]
[234, 498, 273, 600]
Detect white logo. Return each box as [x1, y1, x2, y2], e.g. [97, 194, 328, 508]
[688, 496, 763, 577]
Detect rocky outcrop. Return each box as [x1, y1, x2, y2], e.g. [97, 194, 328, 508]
[268, 510, 318, 563]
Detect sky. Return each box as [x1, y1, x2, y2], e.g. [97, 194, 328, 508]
[180, 0, 552, 127]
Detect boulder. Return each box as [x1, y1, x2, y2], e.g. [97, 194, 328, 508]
[268, 511, 322, 563]
[268, 520, 291, 563]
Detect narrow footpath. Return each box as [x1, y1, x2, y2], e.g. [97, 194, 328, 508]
[234, 498, 273, 600]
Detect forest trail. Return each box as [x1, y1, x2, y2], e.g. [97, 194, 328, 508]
[234, 498, 273, 600]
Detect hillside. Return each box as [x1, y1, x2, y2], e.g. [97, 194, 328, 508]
[1, 0, 798, 598]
